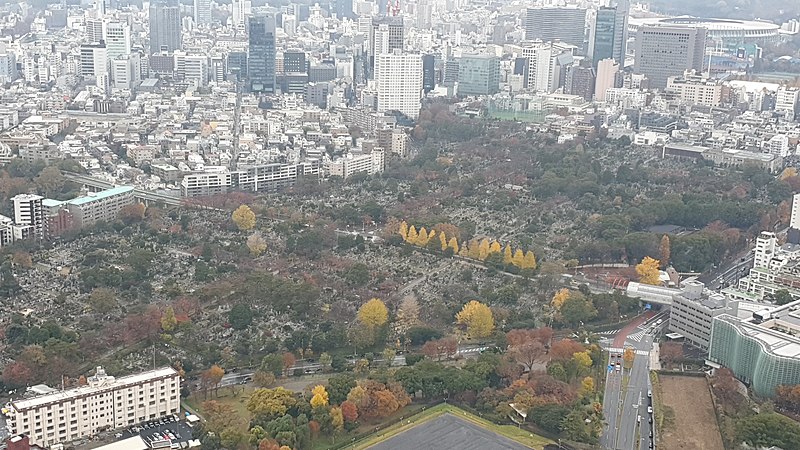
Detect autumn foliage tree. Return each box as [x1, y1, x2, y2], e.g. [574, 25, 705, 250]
[201, 365, 225, 398]
[455, 300, 494, 338]
[659, 235, 671, 269]
[247, 232, 267, 256]
[310, 385, 329, 408]
[636, 256, 661, 285]
[357, 298, 388, 329]
[232, 204, 256, 231]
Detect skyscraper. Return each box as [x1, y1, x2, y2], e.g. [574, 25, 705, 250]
[375, 50, 423, 119]
[194, 0, 211, 26]
[520, 41, 575, 93]
[594, 58, 621, 101]
[248, 14, 276, 93]
[422, 54, 435, 93]
[457, 54, 500, 96]
[591, 7, 617, 66]
[149, 0, 182, 55]
[633, 25, 707, 89]
[525, 7, 587, 55]
[12, 194, 44, 239]
[103, 21, 131, 60]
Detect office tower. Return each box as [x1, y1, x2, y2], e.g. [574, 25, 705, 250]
[374, 50, 423, 119]
[174, 52, 209, 86]
[520, 41, 575, 93]
[613, 0, 629, 64]
[457, 54, 500, 96]
[103, 21, 131, 60]
[194, 0, 211, 26]
[633, 25, 707, 89]
[334, 0, 354, 19]
[565, 64, 595, 100]
[231, 0, 251, 30]
[149, 0, 182, 55]
[775, 86, 800, 120]
[80, 42, 108, 77]
[283, 50, 307, 73]
[422, 54, 435, 93]
[594, 58, 620, 101]
[370, 15, 404, 57]
[94, 0, 107, 16]
[417, 0, 432, 29]
[248, 14, 276, 93]
[227, 51, 247, 81]
[525, 7, 587, 55]
[0, 44, 17, 84]
[591, 7, 616, 66]
[12, 194, 44, 239]
[111, 54, 141, 89]
[85, 17, 104, 44]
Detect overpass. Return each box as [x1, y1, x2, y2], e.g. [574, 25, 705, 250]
[625, 281, 680, 307]
[63, 172, 184, 207]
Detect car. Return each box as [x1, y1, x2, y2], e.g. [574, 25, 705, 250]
[637, 415, 641, 423]
[648, 416, 652, 424]
[649, 442, 654, 449]
[649, 430, 653, 438]
[647, 406, 653, 414]
[648, 390, 652, 398]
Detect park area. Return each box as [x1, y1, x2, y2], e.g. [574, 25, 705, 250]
[656, 375, 724, 450]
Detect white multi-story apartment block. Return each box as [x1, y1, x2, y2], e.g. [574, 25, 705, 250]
[324, 149, 385, 179]
[181, 167, 233, 197]
[65, 186, 135, 227]
[174, 52, 209, 87]
[519, 40, 575, 94]
[12, 194, 44, 239]
[103, 21, 131, 60]
[374, 50, 422, 119]
[776, 86, 800, 119]
[665, 70, 726, 107]
[3, 367, 180, 448]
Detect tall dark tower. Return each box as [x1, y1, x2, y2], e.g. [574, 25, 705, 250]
[148, 0, 181, 55]
[248, 14, 277, 93]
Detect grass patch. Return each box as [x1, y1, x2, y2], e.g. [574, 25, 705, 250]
[649, 372, 674, 432]
[345, 403, 553, 450]
[184, 386, 256, 432]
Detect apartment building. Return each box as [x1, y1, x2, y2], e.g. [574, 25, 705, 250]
[65, 186, 135, 227]
[324, 149, 385, 179]
[4, 367, 180, 447]
[181, 168, 233, 197]
[12, 194, 45, 239]
[666, 70, 727, 107]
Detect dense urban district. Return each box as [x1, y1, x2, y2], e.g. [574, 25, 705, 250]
[2, 0, 800, 450]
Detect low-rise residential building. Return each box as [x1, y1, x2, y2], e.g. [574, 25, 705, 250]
[3, 367, 180, 447]
[324, 149, 385, 179]
[181, 167, 233, 197]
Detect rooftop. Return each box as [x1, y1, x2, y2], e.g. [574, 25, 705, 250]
[9, 367, 177, 412]
[67, 186, 134, 206]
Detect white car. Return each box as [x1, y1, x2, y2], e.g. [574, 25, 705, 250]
[647, 405, 653, 414]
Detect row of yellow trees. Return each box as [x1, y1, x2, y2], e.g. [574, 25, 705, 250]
[397, 221, 537, 271]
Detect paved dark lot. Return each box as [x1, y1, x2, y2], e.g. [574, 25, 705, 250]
[368, 414, 531, 450]
[120, 417, 194, 447]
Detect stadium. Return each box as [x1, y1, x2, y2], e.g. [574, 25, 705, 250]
[628, 16, 783, 44]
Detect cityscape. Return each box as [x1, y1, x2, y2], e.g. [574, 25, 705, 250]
[0, 0, 799, 449]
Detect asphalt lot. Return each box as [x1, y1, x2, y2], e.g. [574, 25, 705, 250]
[367, 414, 530, 450]
[120, 416, 194, 447]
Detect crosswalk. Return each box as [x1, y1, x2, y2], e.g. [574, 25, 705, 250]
[606, 347, 649, 356]
[597, 328, 622, 336]
[627, 329, 647, 342]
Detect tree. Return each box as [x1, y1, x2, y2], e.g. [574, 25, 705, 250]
[511, 249, 525, 267]
[340, 401, 358, 423]
[382, 348, 396, 367]
[509, 339, 545, 372]
[395, 296, 420, 336]
[772, 289, 795, 306]
[551, 288, 571, 310]
[522, 251, 537, 270]
[713, 367, 742, 406]
[357, 298, 389, 329]
[282, 353, 296, 376]
[318, 353, 332, 371]
[310, 385, 329, 408]
[328, 374, 357, 404]
[478, 239, 490, 261]
[417, 227, 429, 246]
[11, 252, 32, 268]
[253, 370, 276, 388]
[489, 241, 501, 255]
[202, 365, 225, 397]
[88, 288, 117, 313]
[580, 376, 595, 397]
[559, 294, 597, 326]
[736, 413, 800, 449]
[439, 232, 448, 251]
[659, 235, 671, 269]
[455, 300, 494, 338]
[398, 221, 408, 241]
[2, 361, 32, 388]
[232, 205, 256, 231]
[448, 237, 459, 254]
[228, 304, 253, 330]
[330, 406, 344, 434]
[503, 245, 513, 265]
[550, 339, 585, 361]
[161, 306, 177, 333]
[247, 232, 268, 256]
[530, 404, 570, 433]
[246, 387, 297, 420]
[407, 225, 418, 243]
[467, 240, 480, 259]
[636, 256, 661, 285]
[119, 203, 146, 224]
[659, 342, 683, 365]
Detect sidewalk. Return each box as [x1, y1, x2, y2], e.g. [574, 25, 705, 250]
[649, 342, 661, 370]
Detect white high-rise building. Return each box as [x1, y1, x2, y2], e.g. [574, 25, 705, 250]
[374, 50, 423, 119]
[754, 231, 778, 270]
[776, 86, 800, 120]
[231, 0, 251, 31]
[85, 16, 104, 44]
[765, 134, 790, 157]
[11, 193, 44, 239]
[94, 0, 107, 16]
[520, 40, 575, 93]
[80, 43, 108, 77]
[174, 52, 209, 87]
[791, 193, 800, 230]
[194, 0, 211, 26]
[103, 21, 131, 60]
[4, 367, 180, 448]
[111, 54, 141, 89]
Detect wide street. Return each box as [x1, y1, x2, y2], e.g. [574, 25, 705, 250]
[601, 313, 665, 450]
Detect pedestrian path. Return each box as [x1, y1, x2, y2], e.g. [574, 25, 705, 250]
[627, 329, 647, 342]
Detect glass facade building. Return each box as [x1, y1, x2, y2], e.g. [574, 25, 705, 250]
[709, 312, 800, 398]
[248, 14, 276, 93]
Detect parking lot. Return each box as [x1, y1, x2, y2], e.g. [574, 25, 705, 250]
[120, 416, 194, 448]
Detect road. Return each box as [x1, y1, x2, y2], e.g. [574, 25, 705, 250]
[601, 313, 666, 449]
[704, 253, 753, 291]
